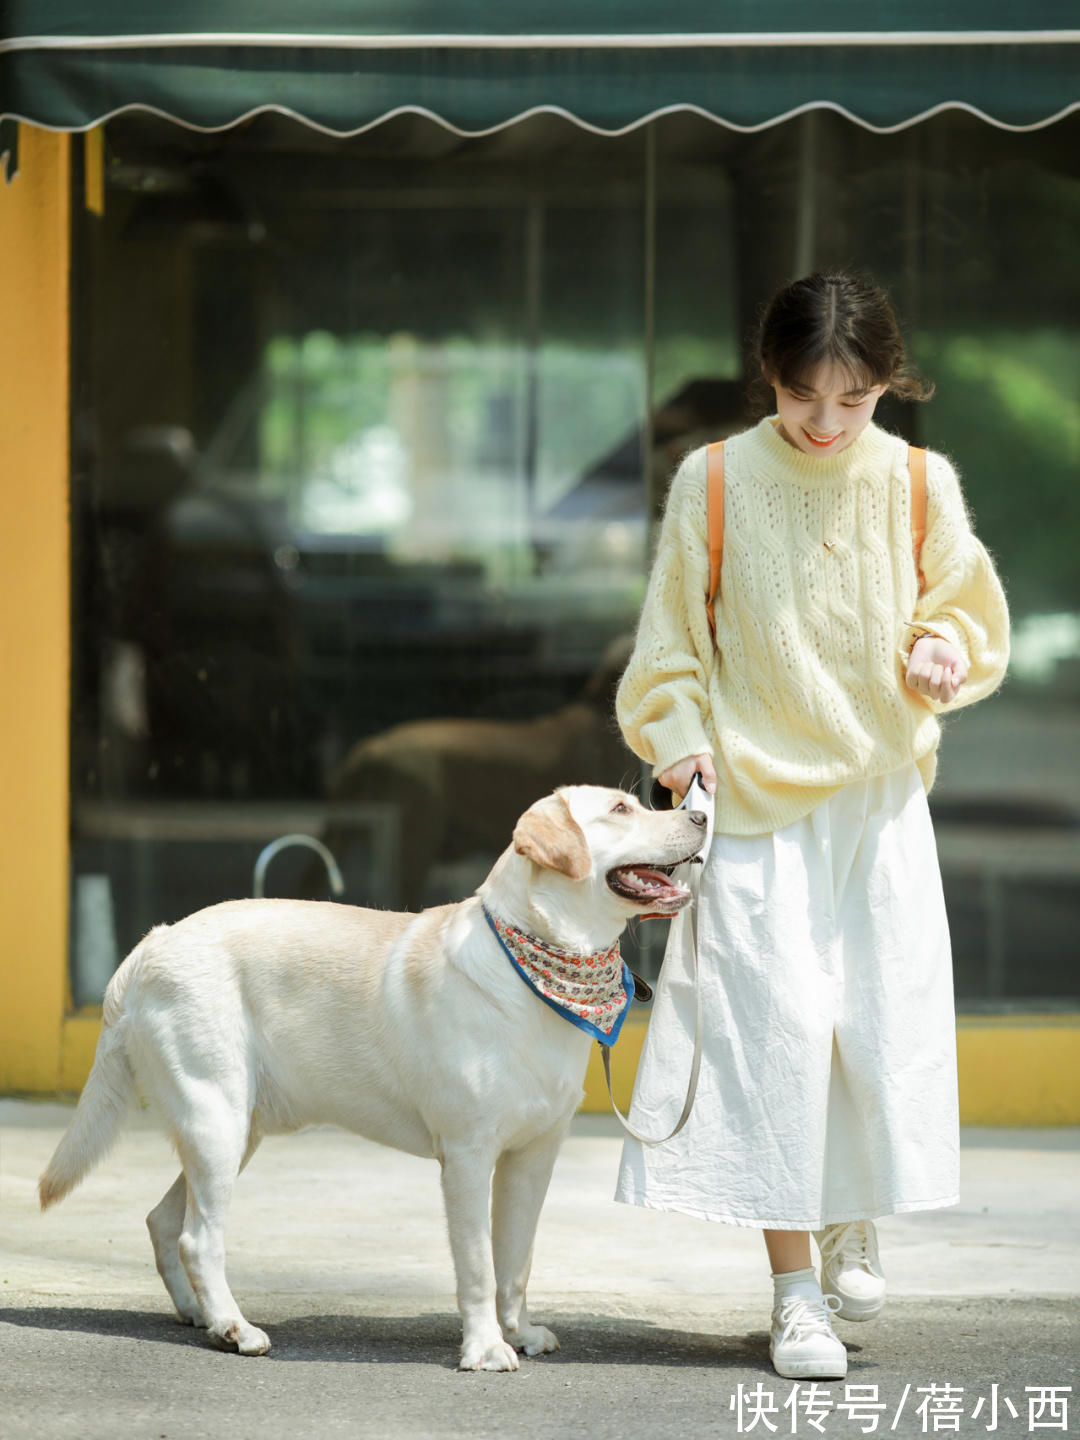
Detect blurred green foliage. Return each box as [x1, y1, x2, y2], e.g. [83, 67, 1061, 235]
[918, 330, 1080, 616]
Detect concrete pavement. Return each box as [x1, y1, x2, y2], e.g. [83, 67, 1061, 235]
[1, 1101, 1077, 1439]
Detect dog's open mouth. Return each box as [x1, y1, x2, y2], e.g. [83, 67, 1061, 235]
[606, 860, 694, 911]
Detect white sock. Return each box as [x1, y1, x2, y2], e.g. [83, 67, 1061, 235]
[772, 1266, 822, 1304]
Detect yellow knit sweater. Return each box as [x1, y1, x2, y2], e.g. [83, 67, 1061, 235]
[616, 417, 1010, 835]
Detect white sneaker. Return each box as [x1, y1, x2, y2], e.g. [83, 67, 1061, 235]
[770, 1293, 847, 1379]
[814, 1220, 886, 1321]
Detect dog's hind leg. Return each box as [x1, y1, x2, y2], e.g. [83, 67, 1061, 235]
[173, 1100, 270, 1357]
[148, 1127, 262, 1330]
[440, 1142, 519, 1372]
[147, 1173, 203, 1325]
[491, 1121, 568, 1358]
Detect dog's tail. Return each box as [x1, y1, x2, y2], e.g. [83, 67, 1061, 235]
[38, 936, 148, 1211]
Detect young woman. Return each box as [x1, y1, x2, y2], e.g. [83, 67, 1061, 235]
[614, 272, 1010, 1379]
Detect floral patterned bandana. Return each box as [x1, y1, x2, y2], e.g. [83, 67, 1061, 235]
[481, 903, 633, 1044]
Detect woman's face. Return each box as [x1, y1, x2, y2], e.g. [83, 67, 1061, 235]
[770, 361, 886, 457]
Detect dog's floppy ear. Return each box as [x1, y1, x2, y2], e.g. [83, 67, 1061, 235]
[513, 792, 592, 880]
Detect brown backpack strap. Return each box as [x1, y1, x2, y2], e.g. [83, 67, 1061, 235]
[705, 440, 725, 640]
[909, 445, 927, 594]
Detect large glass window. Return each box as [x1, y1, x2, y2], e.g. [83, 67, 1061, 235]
[69, 115, 652, 1001]
[69, 108, 1079, 1009]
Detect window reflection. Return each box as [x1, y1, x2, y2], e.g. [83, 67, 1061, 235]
[70, 109, 1080, 1010]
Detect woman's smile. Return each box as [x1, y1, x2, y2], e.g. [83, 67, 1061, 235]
[803, 428, 842, 449]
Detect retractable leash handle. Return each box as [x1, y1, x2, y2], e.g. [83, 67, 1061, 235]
[602, 771, 713, 1146]
[680, 771, 715, 865]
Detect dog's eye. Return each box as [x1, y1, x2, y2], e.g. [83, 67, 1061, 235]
[611, 802, 631, 815]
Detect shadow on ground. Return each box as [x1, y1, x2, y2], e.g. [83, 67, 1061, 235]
[0, 1304, 805, 1370]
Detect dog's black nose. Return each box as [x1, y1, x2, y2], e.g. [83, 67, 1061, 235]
[687, 811, 707, 828]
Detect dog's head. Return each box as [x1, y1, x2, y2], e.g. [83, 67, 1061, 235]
[482, 785, 707, 951]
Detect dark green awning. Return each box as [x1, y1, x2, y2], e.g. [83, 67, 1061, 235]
[2, 2, 1078, 138]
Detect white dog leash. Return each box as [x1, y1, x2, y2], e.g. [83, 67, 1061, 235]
[601, 773, 715, 1146]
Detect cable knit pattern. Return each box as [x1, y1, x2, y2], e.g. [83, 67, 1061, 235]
[617, 417, 1010, 836]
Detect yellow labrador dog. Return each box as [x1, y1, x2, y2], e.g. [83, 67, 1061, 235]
[40, 786, 705, 1371]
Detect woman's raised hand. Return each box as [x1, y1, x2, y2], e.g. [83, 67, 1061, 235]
[906, 635, 969, 705]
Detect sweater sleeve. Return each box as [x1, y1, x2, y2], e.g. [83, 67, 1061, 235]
[906, 450, 1010, 710]
[615, 447, 718, 773]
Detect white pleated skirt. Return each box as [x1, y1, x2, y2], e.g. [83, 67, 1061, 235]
[615, 765, 959, 1230]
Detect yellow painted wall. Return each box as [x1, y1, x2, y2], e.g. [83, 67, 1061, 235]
[954, 1013, 1080, 1127]
[0, 126, 71, 1091]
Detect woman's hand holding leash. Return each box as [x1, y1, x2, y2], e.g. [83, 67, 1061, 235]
[906, 635, 968, 705]
[658, 753, 717, 800]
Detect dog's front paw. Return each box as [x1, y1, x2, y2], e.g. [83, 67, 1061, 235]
[459, 1337, 520, 1372]
[506, 1323, 560, 1357]
[210, 1320, 272, 1356]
